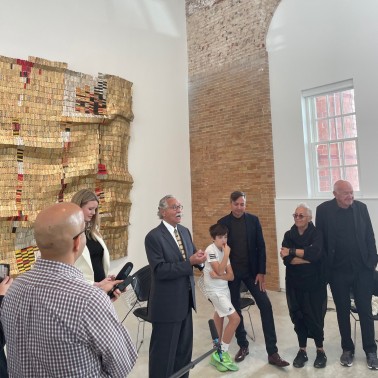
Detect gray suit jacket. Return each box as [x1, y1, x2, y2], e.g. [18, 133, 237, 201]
[145, 222, 196, 323]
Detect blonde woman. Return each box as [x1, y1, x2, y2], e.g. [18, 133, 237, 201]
[71, 189, 110, 284]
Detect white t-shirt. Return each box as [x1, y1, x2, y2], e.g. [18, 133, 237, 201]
[204, 243, 230, 292]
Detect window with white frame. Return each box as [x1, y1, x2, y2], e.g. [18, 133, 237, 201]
[302, 79, 360, 196]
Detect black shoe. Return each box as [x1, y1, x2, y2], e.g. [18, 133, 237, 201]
[367, 352, 378, 370]
[293, 349, 308, 368]
[340, 350, 354, 367]
[314, 350, 327, 368]
[235, 346, 249, 362]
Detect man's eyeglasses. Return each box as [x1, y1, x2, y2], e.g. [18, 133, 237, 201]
[292, 214, 309, 220]
[73, 229, 86, 240]
[169, 205, 183, 211]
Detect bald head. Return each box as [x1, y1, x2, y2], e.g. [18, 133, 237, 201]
[333, 180, 354, 209]
[34, 202, 86, 263]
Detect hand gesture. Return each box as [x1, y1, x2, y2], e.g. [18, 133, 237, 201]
[190, 249, 207, 265]
[0, 276, 13, 296]
[222, 243, 230, 257]
[280, 247, 289, 259]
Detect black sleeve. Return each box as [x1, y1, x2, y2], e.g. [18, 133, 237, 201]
[281, 231, 294, 266]
[0, 296, 5, 349]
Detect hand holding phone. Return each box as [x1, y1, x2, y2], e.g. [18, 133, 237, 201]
[0, 264, 10, 283]
[108, 261, 134, 299]
[108, 276, 135, 299]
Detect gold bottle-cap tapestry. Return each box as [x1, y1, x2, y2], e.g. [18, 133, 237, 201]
[0, 55, 134, 275]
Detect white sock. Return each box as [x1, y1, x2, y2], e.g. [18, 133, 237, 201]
[221, 342, 229, 352]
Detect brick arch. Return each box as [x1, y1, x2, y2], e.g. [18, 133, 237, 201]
[186, 0, 282, 290]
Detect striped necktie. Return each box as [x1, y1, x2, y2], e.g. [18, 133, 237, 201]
[174, 228, 186, 260]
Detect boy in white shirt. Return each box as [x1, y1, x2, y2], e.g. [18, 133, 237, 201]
[204, 223, 240, 372]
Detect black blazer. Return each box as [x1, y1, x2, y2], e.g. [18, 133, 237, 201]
[218, 212, 266, 278]
[315, 198, 378, 280]
[145, 222, 196, 323]
[0, 296, 4, 349]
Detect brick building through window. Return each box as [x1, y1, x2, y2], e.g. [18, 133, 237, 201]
[302, 79, 359, 195]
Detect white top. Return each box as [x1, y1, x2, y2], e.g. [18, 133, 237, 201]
[204, 243, 230, 292]
[74, 235, 110, 284]
[162, 220, 180, 248]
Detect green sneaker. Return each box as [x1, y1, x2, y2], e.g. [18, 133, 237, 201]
[211, 351, 222, 363]
[210, 353, 228, 372]
[219, 351, 239, 371]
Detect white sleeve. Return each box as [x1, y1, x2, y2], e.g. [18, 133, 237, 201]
[206, 245, 219, 263]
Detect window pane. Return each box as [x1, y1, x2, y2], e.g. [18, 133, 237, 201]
[344, 115, 357, 138]
[316, 96, 327, 118]
[330, 168, 342, 187]
[330, 143, 341, 167]
[328, 92, 341, 116]
[344, 140, 357, 165]
[330, 117, 343, 140]
[335, 117, 343, 139]
[345, 166, 359, 191]
[316, 119, 328, 141]
[342, 89, 355, 113]
[303, 81, 359, 195]
[318, 168, 331, 192]
[329, 118, 336, 140]
[316, 144, 329, 167]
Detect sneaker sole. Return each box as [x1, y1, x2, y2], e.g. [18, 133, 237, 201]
[340, 361, 353, 367]
[210, 359, 228, 372]
[219, 361, 239, 371]
[293, 363, 306, 368]
[314, 363, 326, 368]
[367, 363, 378, 370]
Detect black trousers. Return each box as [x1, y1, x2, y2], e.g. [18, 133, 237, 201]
[0, 348, 8, 378]
[229, 273, 278, 355]
[330, 268, 377, 354]
[286, 285, 327, 348]
[149, 310, 193, 378]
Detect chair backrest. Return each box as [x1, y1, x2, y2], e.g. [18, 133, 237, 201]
[197, 274, 209, 299]
[131, 265, 151, 302]
[240, 281, 249, 294]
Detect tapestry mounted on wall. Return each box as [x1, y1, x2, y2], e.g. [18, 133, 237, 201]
[0, 55, 134, 275]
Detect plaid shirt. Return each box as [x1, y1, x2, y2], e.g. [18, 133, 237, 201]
[1, 259, 137, 377]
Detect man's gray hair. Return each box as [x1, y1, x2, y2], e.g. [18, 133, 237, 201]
[157, 194, 175, 219]
[296, 202, 312, 217]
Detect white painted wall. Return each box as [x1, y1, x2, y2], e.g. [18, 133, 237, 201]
[267, 0, 378, 289]
[0, 0, 192, 274]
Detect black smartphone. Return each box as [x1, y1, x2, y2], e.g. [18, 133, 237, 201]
[0, 264, 10, 283]
[115, 262, 133, 280]
[108, 262, 134, 298]
[108, 276, 135, 299]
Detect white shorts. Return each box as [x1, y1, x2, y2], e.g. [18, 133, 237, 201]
[207, 290, 236, 318]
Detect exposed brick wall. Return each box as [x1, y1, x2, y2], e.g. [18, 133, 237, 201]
[186, 0, 281, 290]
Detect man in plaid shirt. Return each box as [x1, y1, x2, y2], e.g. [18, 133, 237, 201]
[1, 202, 137, 377]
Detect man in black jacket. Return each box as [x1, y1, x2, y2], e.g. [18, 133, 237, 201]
[316, 180, 378, 369]
[218, 191, 289, 367]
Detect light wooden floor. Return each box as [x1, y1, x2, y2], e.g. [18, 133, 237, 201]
[114, 278, 375, 377]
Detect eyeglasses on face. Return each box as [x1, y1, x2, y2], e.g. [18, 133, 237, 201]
[168, 205, 183, 211]
[73, 229, 86, 240]
[292, 213, 309, 220]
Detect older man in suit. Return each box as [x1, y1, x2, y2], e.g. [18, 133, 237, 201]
[145, 195, 207, 378]
[316, 180, 378, 369]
